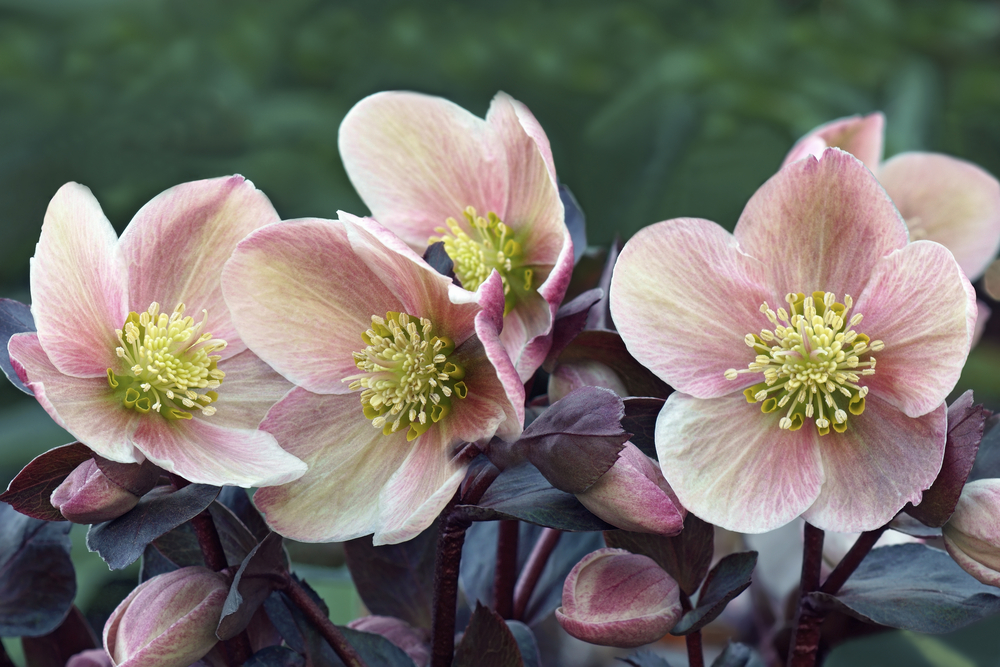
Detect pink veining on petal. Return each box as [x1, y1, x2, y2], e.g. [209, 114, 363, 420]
[206, 349, 293, 431]
[782, 113, 885, 172]
[31, 183, 129, 379]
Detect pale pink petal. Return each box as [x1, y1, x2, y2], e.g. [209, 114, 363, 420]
[782, 113, 885, 171]
[610, 218, 771, 398]
[374, 426, 467, 545]
[253, 388, 412, 542]
[120, 176, 279, 360]
[500, 289, 557, 382]
[31, 183, 129, 378]
[944, 537, 1000, 587]
[9, 333, 138, 463]
[132, 415, 306, 488]
[207, 350, 293, 431]
[879, 152, 1000, 280]
[974, 300, 991, 348]
[503, 93, 557, 182]
[338, 91, 508, 250]
[223, 217, 404, 395]
[853, 241, 974, 418]
[801, 398, 946, 532]
[736, 149, 908, 299]
[655, 392, 824, 533]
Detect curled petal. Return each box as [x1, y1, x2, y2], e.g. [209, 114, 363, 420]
[879, 152, 1000, 281]
[782, 113, 885, 172]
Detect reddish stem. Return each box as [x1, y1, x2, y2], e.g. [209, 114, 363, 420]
[431, 508, 473, 667]
[787, 523, 825, 667]
[512, 528, 562, 621]
[820, 526, 886, 595]
[286, 576, 367, 667]
[686, 630, 705, 667]
[493, 520, 519, 618]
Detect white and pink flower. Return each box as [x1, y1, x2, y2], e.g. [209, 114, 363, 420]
[222, 212, 524, 545]
[610, 149, 976, 534]
[338, 91, 573, 381]
[9, 177, 306, 487]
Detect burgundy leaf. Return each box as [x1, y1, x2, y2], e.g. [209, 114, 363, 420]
[0, 443, 93, 521]
[542, 288, 603, 372]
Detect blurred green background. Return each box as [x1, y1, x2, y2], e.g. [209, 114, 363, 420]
[1, 0, 999, 663]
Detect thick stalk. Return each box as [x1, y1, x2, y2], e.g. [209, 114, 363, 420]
[431, 508, 473, 667]
[820, 526, 886, 595]
[286, 577, 367, 667]
[787, 523, 825, 667]
[686, 630, 704, 667]
[493, 520, 519, 618]
[512, 528, 562, 621]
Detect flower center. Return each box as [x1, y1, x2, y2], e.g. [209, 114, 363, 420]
[428, 206, 534, 314]
[346, 311, 468, 441]
[724, 291, 883, 436]
[106, 303, 226, 420]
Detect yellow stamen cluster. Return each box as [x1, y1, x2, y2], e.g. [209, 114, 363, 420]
[429, 206, 534, 314]
[347, 311, 468, 441]
[724, 291, 883, 436]
[107, 302, 226, 420]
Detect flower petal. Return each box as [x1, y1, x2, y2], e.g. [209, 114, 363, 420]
[801, 398, 946, 532]
[207, 350, 293, 431]
[338, 91, 507, 250]
[610, 217, 771, 398]
[120, 176, 280, 360]
[132, 415, 306, 488]
[878, 152, 1000, 280]
[31, 183, 129, 378]
[737, 149, 908, 299]
[253, 388, 412, 542]
[782, 113, 885, 172]
[655, 392, 824, 533]
[8, 332, 138, 463]
[854, 241, 975, 418]
[223, 217, 404, 395]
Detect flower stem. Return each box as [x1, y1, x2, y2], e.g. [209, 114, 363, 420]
[686, 630, 705, 667]
[431, 507, 473, 667]
[787, 522, 825, 667]
[512, 528, 562, 621]
[820, 526, 886, 595]
[285, 577, 367, 667]
[494, 520, 519, 618]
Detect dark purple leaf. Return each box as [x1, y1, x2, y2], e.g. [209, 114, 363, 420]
[209, 500, 261, 564]
[585, 237, 620, 331]
[506, 621, 540, 667]
[604, 513, 714, 596]
[423, 241, 456, 283]
[489, 386, 628, 494]
[20, 606, 97, 667]
[553, 330, 672, 399]
[244, 646, 306, 667]
[671, 551, 757, 635]
[906, 390, 987, 527]
[91, 455, 161, 497]
[710, 642, 766, 667]
[560, 183, 587, 266]
[617, 651, 674, 667]
[621, 397, 665, 459]
[343, 521, 437, 630]
[0, 502, 75, 636]
[263, 591, 306, 655]
[0, 299, 36, 395]
[542, 288, 603, 372]
[458, 463, 612, 532]
[453, 602, 524, 667]
[218, 486, 270, 542]
[807, 543, 1000, 634]
[218, 532, 287, 640]
[86, 484, 220, 570]
[969, 413, 1000, 481]
[0, 443, 93, 521]
[140, 543, 181, 582]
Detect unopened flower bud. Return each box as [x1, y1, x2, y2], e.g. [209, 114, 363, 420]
[51, 458, 140, 523]
[67, 650, 114, 667]
[103, 566, 229, 667]
[556, 548, 682, 648]
[348, 615, 430, 667]
[943, 479, 1000, 587]
[577, 442, 685, 535]
[548, 359, 627, 403]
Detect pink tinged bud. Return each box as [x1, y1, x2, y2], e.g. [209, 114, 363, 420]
[943, 479, 1000, 587]
[68, 650, 114, 667]
[51, 458, 141, 524]
[348, 615, 431, 667]
[556, 548, 682, 648]
[548, 359, 629, 403]
[103, 566, 229, 667]
[576, 442, 685, 535]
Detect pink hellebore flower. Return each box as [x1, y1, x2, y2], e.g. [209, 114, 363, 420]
[8, 178, 307, 487]
[784, 113, 1000, 282]
[942, 478, 1000, 587]
[610, 150, 976, 534]
[222, 212, 524, 545]
[339, 91, 573, 381]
